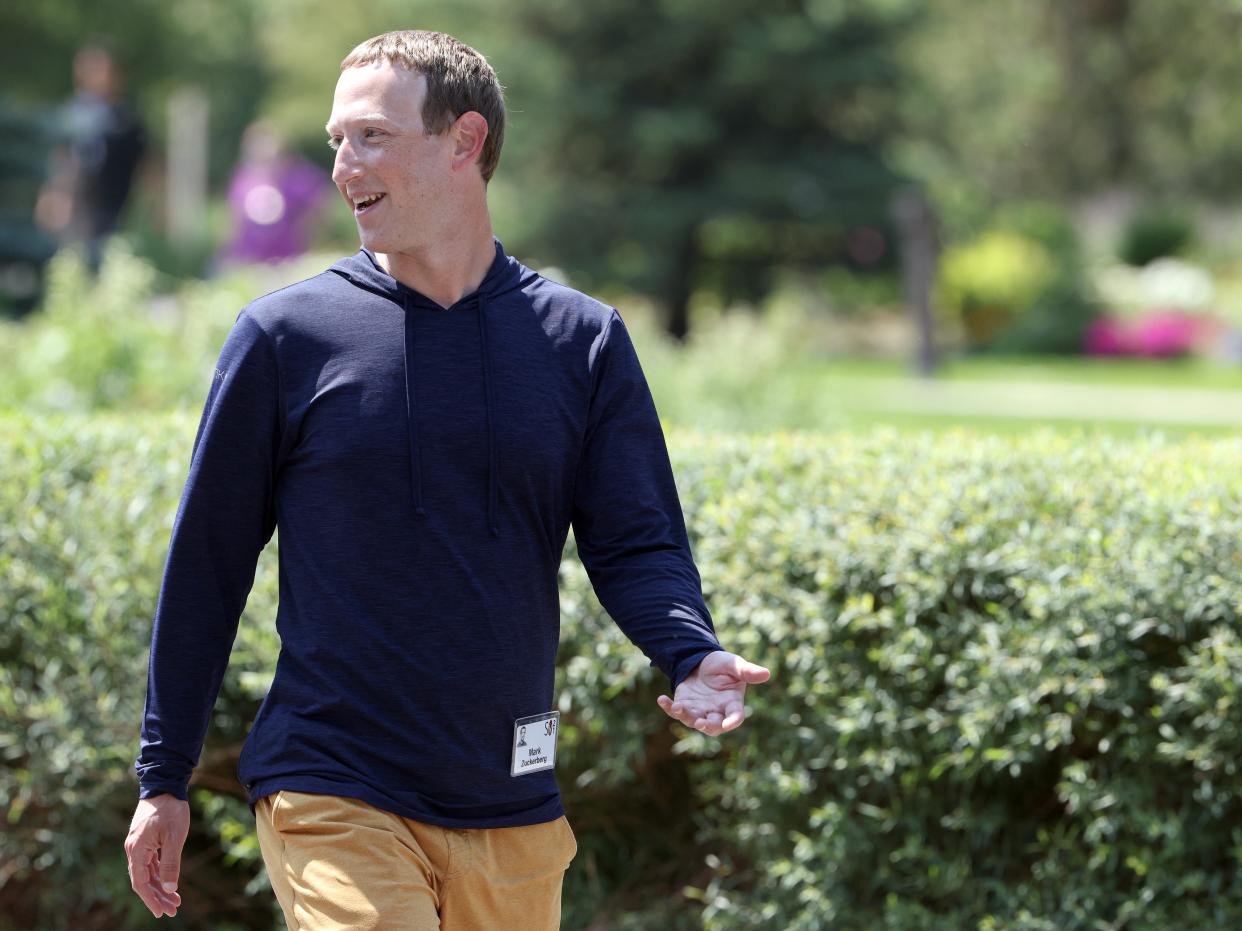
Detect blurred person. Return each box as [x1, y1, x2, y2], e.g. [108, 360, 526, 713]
[35, 43, 146, 272]
[124, 29, 770, 929]
[217, 120, 331, 267]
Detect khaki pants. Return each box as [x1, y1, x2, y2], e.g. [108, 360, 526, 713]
[255, 790, 576, 931]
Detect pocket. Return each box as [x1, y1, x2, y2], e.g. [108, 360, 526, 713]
[559, 816, 578, 864]
[266, 790, 290, 832]
[266, 790, 390, 838]
[254, 790, 283, 830]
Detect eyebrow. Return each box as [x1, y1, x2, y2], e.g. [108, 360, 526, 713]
[324, 114, 392, 133]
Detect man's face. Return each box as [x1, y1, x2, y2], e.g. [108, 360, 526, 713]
[326, 63, 455, 256]
[74, 47, 120, 98]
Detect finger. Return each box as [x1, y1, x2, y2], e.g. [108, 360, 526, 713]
[657, 695, 680, 721]
[683, 702, 718, 727]
[144, 850, 179, 916]
[147, 855, 180, 916]
[154, 856, 182, 911]
[157, 837, 182, 896]
[128, 842, 166, 918]
[125, 849, 145, 913]
[661, 699, 699, 730]
[130, 850, 165, 917]
[694, 711, 725, 736]
[670, 702, 698, 728]
[145, 854, 180, 918]
[721, 702, 746, 731]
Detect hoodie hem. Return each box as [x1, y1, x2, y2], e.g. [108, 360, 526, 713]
[245, 775, 565, 830]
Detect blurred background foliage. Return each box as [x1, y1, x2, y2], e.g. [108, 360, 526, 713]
[7, 0, 1242, 357]
[8, 0, 1242, 929]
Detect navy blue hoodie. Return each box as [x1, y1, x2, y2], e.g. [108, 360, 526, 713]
[134, 239, 722, 828]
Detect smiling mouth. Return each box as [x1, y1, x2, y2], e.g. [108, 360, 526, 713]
[353, 193, 386, 215]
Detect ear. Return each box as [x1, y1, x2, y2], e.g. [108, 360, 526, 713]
[450, 112, 489, 175]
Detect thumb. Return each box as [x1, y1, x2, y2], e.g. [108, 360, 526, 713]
[730, 656, 771, 684]
[158, 844, 182, 892]
[708, 651, 770, 683]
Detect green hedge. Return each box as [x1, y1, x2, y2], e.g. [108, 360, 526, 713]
[4, 417, 1242, 930]
[0, 248, 839, 438]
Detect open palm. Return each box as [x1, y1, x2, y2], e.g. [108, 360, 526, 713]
[657, 650, 771, 736]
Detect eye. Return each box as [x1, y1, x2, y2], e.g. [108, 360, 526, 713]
[326, 135, 342, 151]
[364, 127, 385, 140]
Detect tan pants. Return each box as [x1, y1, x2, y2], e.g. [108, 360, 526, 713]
[255, 790, 576, 931]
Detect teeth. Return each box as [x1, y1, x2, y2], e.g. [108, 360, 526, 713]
[354, 194, 383, 208]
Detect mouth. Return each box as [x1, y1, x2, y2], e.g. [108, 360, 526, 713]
[351, 193, 386, 215]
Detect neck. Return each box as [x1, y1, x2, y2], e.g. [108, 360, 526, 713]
[375, 214, 496, 308]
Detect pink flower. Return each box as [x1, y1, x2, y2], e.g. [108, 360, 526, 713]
[1133, 310, 1200, 357]
[1084, 317, 1130, 356]
[1083, 311, 1205, 357]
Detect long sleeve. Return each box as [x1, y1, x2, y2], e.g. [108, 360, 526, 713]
[134, 310, 283, 800]
[570, 310, 721, 690]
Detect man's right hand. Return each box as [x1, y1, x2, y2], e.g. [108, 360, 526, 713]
[124, 794, 189, 918]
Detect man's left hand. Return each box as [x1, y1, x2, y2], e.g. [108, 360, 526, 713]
[657, 650, 771, 736]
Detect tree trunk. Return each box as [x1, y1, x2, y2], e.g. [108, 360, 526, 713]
[892, 187, 940, 377]
[664, 226, 699, 342]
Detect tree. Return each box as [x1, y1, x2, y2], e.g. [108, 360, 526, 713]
[894, 0, 1242, 234]
[490, 0, 916, 338]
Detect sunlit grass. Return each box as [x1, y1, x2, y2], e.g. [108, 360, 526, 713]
[628, 307, 1242, 436]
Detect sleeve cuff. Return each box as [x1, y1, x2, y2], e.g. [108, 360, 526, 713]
[138, 782, 190, 802]
[670, 646, 722, 692]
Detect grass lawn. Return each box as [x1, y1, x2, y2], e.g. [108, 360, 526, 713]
[825, 354, 1242, 389]
[649, 351, 1242, 437]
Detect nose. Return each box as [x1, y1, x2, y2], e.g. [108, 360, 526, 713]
[331, 141, 362, 189]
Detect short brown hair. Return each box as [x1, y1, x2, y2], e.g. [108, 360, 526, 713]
[341, 30, 505, 182]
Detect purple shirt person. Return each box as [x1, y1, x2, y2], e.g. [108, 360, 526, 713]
[220, 120, 330, 265]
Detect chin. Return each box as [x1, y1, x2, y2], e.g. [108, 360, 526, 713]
[360, 234, 425, 258]
[357, 230, 393, 254]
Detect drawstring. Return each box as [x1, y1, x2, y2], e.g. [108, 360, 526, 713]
[402, 289, 499, 536]
[402, 295, 426, 517]
[477, 293, 500, 538]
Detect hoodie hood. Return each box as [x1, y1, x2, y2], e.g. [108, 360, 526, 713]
[327, 238, 535, 537]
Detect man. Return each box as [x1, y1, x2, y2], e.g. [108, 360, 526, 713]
[125, 30, 769, 929]
[36, 44, 146, 273]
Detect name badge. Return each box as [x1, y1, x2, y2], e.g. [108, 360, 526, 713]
[511, 711, 559, 776]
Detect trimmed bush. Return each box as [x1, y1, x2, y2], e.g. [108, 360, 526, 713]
[683, 430, 1242, 929]
[940, 204, 1100, 355]
[939, 231, 1057, 348]
[0, 246, 324, 417]
[1120, 205, 1195, 268]
[3, 417, 1242, 929]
